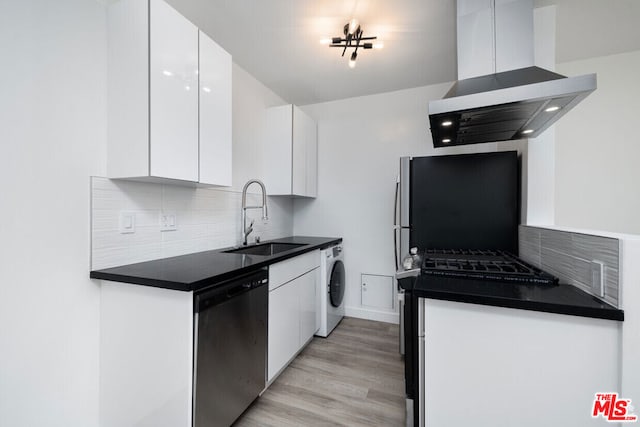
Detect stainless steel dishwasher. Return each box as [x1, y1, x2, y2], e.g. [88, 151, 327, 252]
[193, 268, 268, 427]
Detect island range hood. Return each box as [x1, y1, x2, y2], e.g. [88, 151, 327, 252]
[428, 0, 596, 148]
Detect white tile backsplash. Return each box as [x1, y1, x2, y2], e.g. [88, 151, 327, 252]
[90, 177, 294, 270]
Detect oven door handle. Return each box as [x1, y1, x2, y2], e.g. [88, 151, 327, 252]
[398, 291, 405, 356]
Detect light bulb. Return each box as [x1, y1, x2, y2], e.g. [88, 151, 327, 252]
[349, 51, 357, 69]
[441, 121, 452, 127]
[319, 38, 331, 45]
[522, 129, 534, 134]
[348, 18, 359, 35]
[442, 139, 451, 144]
[373, 41, 384, 49]
[545, 105, 560, 112]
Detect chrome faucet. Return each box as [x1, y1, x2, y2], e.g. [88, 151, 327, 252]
[241, 179, 268, 246]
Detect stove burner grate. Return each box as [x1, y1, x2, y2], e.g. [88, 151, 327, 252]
[421, 249, 558, 285]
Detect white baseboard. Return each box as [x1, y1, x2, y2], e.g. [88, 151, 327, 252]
[344, 306, 399, 324]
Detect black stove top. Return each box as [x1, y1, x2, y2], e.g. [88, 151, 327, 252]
[421, 249, 558, 285]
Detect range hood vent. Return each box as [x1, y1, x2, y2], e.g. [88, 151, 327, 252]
[428, 0, 596, 148]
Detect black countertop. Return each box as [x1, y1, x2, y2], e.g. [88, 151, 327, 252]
[90, 236, 341, 292]
[400, 275, 624, 321]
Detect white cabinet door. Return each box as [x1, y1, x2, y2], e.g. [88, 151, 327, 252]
[292, 106, 318, 197]
[106, 0, 150, 179]
[268, 280, 300, 382]
[305, 116, 318, 198]
[292, 106, 307, 196]
[299, 268, 318, 344]
[198, 30, 232, 186]
[263, 104, 317, 197]
[149, 0, 199, 182]
[423, 299, 621, 427]
[100, 281, 194, 427]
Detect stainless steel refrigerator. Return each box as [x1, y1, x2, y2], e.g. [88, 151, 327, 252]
[394, 151, 520, 427]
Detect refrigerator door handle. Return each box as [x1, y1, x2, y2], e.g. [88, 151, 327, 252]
[394, 178, 400, 271]
[400, 157, 411, 228]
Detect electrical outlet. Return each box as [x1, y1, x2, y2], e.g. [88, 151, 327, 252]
[160, 212, 177, 232]
[119, 212, 136, 234]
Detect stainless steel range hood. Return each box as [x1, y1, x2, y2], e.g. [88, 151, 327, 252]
[428, 0, 596, 148]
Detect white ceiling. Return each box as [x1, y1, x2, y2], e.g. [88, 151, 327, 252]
[165, 0, 640, 106]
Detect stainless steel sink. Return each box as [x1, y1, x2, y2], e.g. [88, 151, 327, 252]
[223, 242, 306, 256]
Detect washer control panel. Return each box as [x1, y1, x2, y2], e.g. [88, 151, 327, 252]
[328, 245, 343, 258]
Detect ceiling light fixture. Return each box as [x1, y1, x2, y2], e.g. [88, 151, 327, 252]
[522, 129, 534, 134]
[324, 19, 381, 68]
[545, 105, 560, 112]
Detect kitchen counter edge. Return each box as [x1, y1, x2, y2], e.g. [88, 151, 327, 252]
[90, 236, 342, 292]
[401, 276, 624, 322]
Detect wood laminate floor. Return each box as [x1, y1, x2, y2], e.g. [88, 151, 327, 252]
[235, 317, 405, 427]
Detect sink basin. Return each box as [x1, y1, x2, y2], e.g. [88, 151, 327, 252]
[223, 242, 306, 256]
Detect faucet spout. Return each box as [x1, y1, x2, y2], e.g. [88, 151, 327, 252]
[241, 179, 268, 245]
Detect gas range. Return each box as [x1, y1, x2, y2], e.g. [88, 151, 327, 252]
[421, 249, 558, 285]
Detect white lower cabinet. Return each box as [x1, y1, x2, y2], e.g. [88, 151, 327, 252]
[268, 251, 320, 382]
[422, 298, 621, 427]
[99, 251, 321, 426]
[100, 281, 194, 427]
[299, 269, 318, 343]
[268, 276, 301, 382]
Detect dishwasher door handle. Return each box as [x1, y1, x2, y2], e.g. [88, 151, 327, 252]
[194, 269, 268, 313]
[227, 283, 252, 299]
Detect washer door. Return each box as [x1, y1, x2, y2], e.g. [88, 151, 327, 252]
[329, 260, 345, 307]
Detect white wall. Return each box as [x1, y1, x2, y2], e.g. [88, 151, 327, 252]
[0, 2, 291, 425]
[554, 50, 640, 234]
[294, 86, 501, 322]
[0, 1, 107, 426]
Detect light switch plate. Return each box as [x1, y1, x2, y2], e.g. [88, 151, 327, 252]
[119, 212, 136, 234]
[160, 212, 177, 232]
[591, 260, 605, 298]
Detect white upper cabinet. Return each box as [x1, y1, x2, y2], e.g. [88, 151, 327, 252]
[198, 31, 232, 186]
[264, 105, 317, 197]
[107, 0, 231, 186]
[149, 0, 198, 182]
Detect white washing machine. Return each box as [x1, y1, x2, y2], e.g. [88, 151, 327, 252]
[316, 243, 345, 337]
